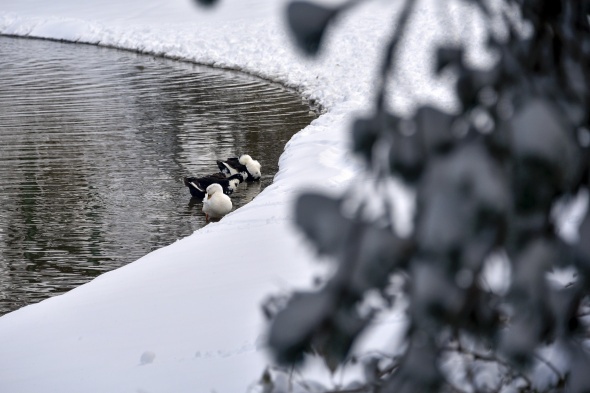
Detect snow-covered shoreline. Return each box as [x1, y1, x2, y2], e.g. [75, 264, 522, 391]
[0, 1, 476, 391]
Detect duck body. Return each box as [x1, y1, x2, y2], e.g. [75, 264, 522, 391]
[217, 154, 262, 181]
[202, 183, 232, 221]
[184, 173, 243, 199]
[217, 158, 249, 179]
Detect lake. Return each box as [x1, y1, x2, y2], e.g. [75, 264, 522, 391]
[0, 36, 316, 315]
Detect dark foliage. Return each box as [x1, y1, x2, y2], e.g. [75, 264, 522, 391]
[286, 1, 339, 55]
[263, 0, 590, 391]
[193, 0, 218, 7]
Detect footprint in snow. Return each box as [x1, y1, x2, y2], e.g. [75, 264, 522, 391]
[139, 351, 156, 365]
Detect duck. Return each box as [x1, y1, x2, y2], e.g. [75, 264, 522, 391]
[217, 154, 262, 181]
[202, 183, 232, 221]
[184, 173, 244, 199]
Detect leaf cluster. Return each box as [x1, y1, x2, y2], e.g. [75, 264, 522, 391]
[264, 0, 590, 392]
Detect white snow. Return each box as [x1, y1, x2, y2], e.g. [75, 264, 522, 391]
[0, 0, 486, 392]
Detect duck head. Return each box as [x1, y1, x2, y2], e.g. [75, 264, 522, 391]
[205, 183, 223, 199]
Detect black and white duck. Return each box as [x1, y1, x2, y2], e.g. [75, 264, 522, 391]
[202, 183, 232, 221]
[216, 154, 261, 181]
[183, 173, 244, 199]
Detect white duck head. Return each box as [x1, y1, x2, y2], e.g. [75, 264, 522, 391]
[205, 183, 223, 199]
[239, 154, 262, 180]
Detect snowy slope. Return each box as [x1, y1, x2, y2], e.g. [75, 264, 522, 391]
[0, 0, 483, 391]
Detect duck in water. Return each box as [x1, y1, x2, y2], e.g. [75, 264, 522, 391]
[184, 173, 244, 199]
[217, 154, 261, 181]
[202, 183, 232, 222]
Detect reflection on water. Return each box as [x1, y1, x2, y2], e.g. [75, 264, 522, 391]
[0, 36, 316, 315]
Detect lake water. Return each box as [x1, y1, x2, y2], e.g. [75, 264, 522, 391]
[0, 36, 316, 315]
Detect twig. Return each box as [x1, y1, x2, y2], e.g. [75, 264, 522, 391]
[533, 353, 565, 386]
[441, 345, 534, 389]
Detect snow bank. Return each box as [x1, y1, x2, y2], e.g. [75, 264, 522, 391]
[0, 0, 483, 391]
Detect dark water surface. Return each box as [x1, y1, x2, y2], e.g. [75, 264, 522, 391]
[0, 36, 316, 315]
